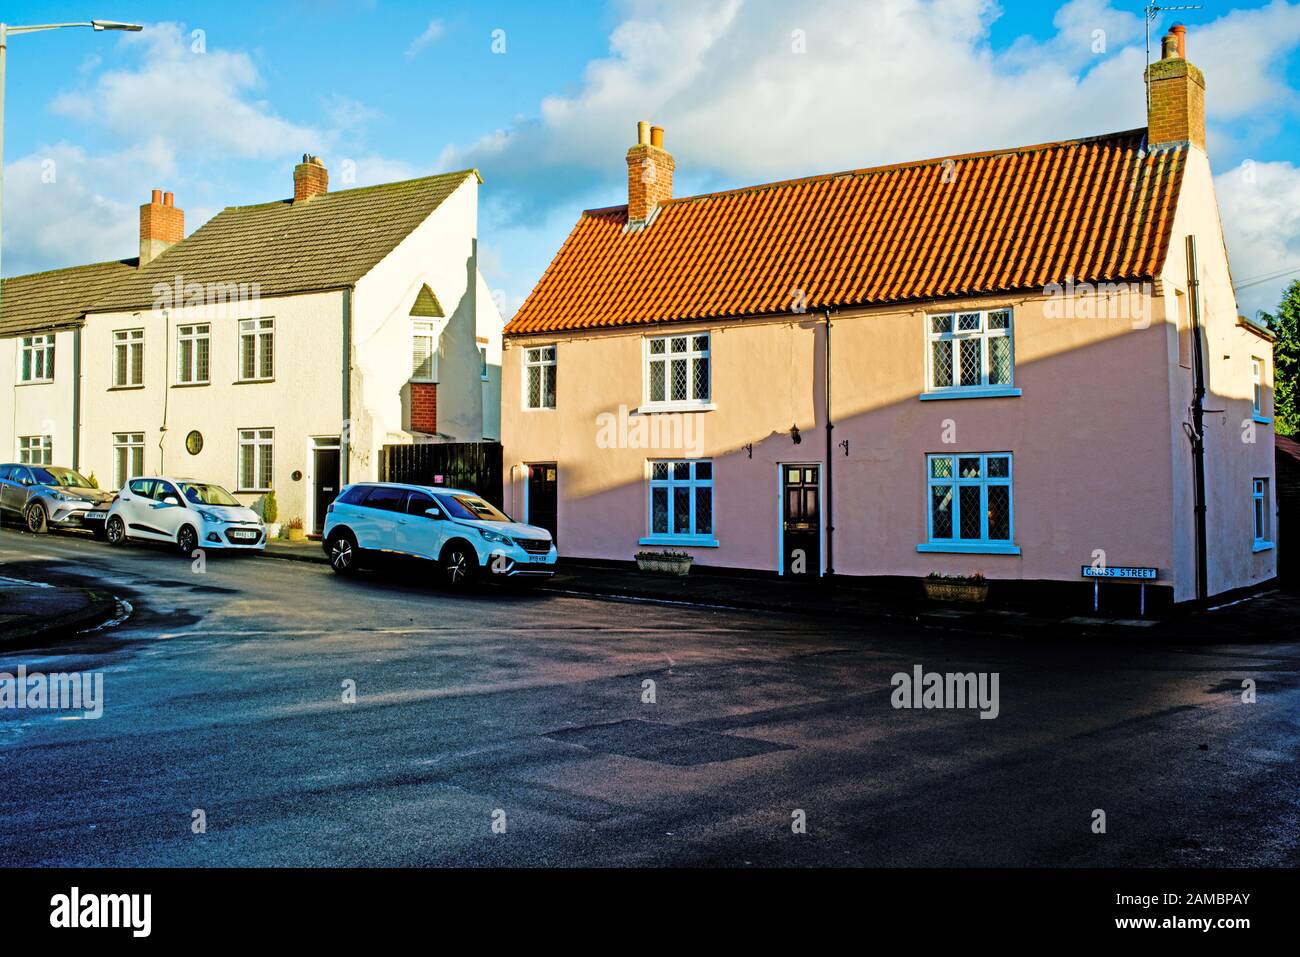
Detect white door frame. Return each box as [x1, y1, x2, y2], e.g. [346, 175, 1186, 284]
[776, 461, 825, 577]
[306, 436, 341, 536]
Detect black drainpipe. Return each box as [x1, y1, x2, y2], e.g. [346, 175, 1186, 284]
[824, 309, 835, 578]
[1185, 235, 1208, 604]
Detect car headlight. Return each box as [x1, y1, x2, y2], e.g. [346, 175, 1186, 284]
[478, 528, 511, 545]
[50, 490, 76, 502]
[196, 509, 220, 523]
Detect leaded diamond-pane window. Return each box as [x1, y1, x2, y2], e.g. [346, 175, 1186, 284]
[647, 459, 714, 541]
[926, 308, 1015, 392]
[646, 333, 710, 406]
[524, 345, 557, 409]
[926, 453, 1014, 546]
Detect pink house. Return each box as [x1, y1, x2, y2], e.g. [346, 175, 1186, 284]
[501, 25, 1277, 607]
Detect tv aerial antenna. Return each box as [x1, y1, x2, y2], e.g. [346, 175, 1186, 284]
[1144, 2, 1204, 114]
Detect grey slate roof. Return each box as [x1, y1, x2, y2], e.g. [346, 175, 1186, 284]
[91, 169, 479, 313]
[0, 259, 139, 338]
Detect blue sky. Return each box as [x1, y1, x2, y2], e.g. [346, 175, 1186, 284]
[4, 0, 1300, 318]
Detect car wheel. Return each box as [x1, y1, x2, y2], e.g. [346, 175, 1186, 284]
[25, 503, 48, 534]
[440, 541, 478, 589]
[327, 531, 359, 575]
[106, 515, 127, 546]
[177, 524, 199, 556]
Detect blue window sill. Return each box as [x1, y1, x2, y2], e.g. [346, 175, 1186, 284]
[1253, 414, 1271, 425]
[916, 542, 1021, 555]
[1253, 541, 1274, 553]
[639, 536, 719, 548]
[919, 386, 1021, 401]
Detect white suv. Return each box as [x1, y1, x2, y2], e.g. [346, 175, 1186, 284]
[105, 477, 266, 554]
[322, 483, 556, 586]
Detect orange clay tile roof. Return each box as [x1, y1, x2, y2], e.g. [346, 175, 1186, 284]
[504, 129, 1187, 336]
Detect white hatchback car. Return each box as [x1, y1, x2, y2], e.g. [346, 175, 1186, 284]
[105, 477, 266, 554]
[322, 482, 556, 586]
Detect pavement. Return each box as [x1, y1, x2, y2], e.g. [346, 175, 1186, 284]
[0, 525, 1297, 868]
[264, 536, 1285, 641]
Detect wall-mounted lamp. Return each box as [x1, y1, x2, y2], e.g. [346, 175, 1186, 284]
[839, 439, 849, 457]
[742, 443, 753, 459]
[790, 425, 801, 445]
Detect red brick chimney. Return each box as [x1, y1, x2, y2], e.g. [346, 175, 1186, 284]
[139, 188, 184, 267]
[626, 121, 674, 223]
[293, 154, 329, 203]
[1146, 23, 1205, 150]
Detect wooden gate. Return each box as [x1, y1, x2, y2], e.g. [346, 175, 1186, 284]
[378, 442, 503, 508]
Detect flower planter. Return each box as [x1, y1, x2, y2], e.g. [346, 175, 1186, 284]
[636, 552, 693, 576]
[265, 522, 282, 540]
[287, 527, 307, 542]
[923, 579, 989, 604]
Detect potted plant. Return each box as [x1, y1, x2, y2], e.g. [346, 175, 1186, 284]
[261, 490, 281, 539]
[923, 571, 989, 604]
[635, 549, 694, 576]
[286, 516, 306, 542]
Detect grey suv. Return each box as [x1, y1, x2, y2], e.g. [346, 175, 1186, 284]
[0, 464, 115, 536]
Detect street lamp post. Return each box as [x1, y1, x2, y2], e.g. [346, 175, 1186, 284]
[0, 20, 142, 317]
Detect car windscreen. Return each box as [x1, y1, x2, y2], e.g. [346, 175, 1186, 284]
[179, 483, 241, 507]
[436, 494, 512, 523]
[31, 467, 94, 488]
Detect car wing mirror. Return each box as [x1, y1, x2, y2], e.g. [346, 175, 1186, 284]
[162, 495, 181, 506]
[424, 507, 442, 519]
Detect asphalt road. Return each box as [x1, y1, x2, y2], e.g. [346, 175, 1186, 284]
[0, 526, 1296, 867]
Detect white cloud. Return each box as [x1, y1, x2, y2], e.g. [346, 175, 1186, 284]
[1, 142, 175, 275]
[407, 19, 446, 58]
[442, 0, 1300, 316]
[51, 22, 325, 160]
[1216, 159, 1300, 317]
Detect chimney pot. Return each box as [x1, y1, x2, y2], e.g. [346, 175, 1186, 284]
[626, 121, 674, 223]
[139, 189, 184, 267]
[1161, 31, 1178, 60]
[1171, 23, 1187, 58]
[293, 154, 329, 203]
[1146, 23, 1205, 150]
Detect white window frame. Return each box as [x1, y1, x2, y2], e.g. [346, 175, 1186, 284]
[523, 345, 557, 410]
[641, 459, 718, 547]
[1251, 357, 1269, 423]
[1253, 478, 1272, 551]
[642, 332, 713, 411]
[238, 428, 275, 493]
[113, 328, 145, 387]
[20, 335, 55, 383]
[918, 452, 1019, 554]
[177, 323, 211, 385]
[922, 308, 1019, 400]
[479, 346, 490, 381]
[113, 432, 145, 488]
[18, 435, 52, 465]
[238, 318, 275, 382]
[412, 320, 438, 383]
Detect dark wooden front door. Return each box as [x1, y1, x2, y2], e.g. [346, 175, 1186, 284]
[313, 448, 341, 535]
[527, 464, 558, 542]
[782, 464, 820, 576]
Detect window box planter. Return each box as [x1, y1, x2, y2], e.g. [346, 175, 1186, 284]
[923, 573, 988, 604]
[636, 550, 694, 576]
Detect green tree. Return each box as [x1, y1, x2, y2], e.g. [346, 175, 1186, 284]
[1259, 279, 1300, 436]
